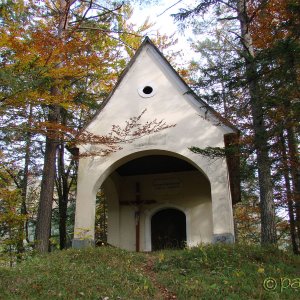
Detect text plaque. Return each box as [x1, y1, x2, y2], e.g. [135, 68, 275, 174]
[153, 178, 182, 195]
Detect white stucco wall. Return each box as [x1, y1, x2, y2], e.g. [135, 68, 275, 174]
[103, 170, 212, 251]
[73, 41, 236, 249]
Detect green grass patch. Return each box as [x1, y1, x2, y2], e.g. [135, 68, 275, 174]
[152, 244, 300, 300]
[0, 247, 157, 300]
[0, 244, 299, 299]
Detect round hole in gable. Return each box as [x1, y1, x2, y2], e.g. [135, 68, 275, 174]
[143, 86, 153, 95]
[137, 83, 156, 98]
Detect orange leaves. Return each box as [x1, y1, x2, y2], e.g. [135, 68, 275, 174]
[0, 24, 120, 108]
[2, 22, 112, 78]
[32, 121, 76, 140]
[234, 201, 261, 243]
[248, 0, 296, 49]
[1, 0, 179, 157]
[1, 0, 179, 114]
[177, 68, 193, 84]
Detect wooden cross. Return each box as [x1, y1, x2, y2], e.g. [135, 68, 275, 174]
[120, 182, 156, 252]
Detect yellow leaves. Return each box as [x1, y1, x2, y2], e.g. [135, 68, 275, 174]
[158, 252, 165, 263]
[234, 270, 245, 277]
[47, 66, 77, 80]
[0, 30, 10, 47]
[1, 0, 178, 145]
[0, 162, 26, 229]
[24, 88, 79, 109]
[257, 267, 265, 274]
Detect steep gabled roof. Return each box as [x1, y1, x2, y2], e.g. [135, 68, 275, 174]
[83, 37, 238, 133]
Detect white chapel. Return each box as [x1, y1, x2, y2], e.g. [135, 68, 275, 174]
[72, 37, 240, 251]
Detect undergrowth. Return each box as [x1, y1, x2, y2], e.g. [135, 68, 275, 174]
[0, 244, 299, 300]
[153, 244, 300, 299]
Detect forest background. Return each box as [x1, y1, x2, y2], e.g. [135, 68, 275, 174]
[0, 0, 299, 266]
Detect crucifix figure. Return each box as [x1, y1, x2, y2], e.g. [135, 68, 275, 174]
[120, 182, 156, 252]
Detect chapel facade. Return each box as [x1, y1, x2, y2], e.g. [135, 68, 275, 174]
[72, 37, 240, 251]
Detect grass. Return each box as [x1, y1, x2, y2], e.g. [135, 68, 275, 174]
[152, 244, 300, 299]
[0, 244, 299, 299]
[0, 247, 157, 300]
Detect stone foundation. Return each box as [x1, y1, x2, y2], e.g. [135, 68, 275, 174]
[72, 239, 95, 249]
[212, 233, 235, 244]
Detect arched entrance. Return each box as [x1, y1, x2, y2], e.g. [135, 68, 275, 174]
[151, 208, 186, 250]
[73, 149, 215, 251]
[100, 152, 212, 251]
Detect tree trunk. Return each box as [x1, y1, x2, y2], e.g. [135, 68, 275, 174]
[284, 44, 300, 252]
[221, 81, 229, 119]
[35, 104, 60, 253]
[35, 0, 70, 253]
[16, 105, 33, 257]
[280, 130, 299, 254]
[59, 194, 68, 249]
[57, 140, 70, 250]
[237, 0, 277, 245]
[287, 126, 300, 246]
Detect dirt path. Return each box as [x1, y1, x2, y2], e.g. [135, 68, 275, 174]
[143, 254, 177, 300]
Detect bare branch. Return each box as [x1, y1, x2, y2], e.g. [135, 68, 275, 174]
[75, 110, 176, 158]
[75, 27, 141, 38]
[218, 16, 238, 21]
[73, 27, 140, 51]
[68, 2, 123, 25]
[157, 0, 184, 17]
[81, 0, 93, 22]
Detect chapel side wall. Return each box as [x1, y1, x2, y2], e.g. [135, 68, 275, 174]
[103, 177, 120, 248]
[189, 201, 213, 246]
[119, 205, 136, 251]
[73, 157, 99, 247]
[207, 159, 235, 243]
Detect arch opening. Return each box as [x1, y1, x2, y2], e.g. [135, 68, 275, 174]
[93, 151, 212, 251]
[93, 149, 211, 194]
[151, 208, 186, 250]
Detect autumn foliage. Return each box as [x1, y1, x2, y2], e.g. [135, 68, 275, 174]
[0, 0, 179, 255]
[249, 0, 299, 49]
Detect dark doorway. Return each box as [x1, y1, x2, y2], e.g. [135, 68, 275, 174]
[151, 208, 186, 251]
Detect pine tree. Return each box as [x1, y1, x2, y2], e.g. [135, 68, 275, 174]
[173, 0, 278, 245]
